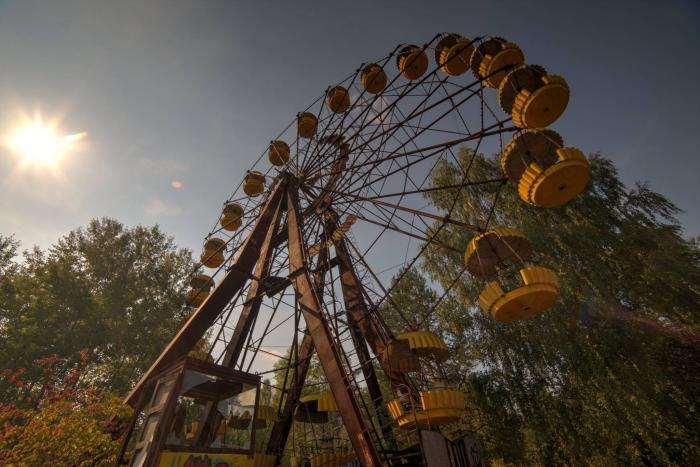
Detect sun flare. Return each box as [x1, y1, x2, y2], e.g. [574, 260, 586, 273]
[3, 113, 87, 169]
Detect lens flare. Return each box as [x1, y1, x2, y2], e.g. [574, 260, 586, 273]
[3, 113, 87, 169]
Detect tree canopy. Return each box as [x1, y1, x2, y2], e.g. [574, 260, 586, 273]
[380, 149, 700, 465]
[0, 218, 194, 397]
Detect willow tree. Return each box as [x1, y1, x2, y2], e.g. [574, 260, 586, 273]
[384, 150, 700, 465]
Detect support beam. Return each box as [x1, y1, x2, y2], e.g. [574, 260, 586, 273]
[266, 332, 314, 459]
[335, 233, 414, 393]
[285, 184, 381, 467]
[193, 191, 285, 445]
[334, 238, 387, 356]
[267, 233, 332, 460]
[125, 179, 287, 407]
[221, 195, 284, 368]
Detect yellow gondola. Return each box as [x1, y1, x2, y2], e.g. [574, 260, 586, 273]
[220, 202, 244, 231]
[435, 33, 473, 77]
[479, 266, 559, 322]
[185, 273, 215, 307]
[190, 273, 215, 290]
[297, 112, 318, 139]
[185, 289, 208, 307]
[294, 393, 337, 423]
[382, 331, 448, 373]
[229, 404, 276, 430]
[188, 339, 214, 362]
[396, 45, 428, 80]
[360, 63, 387, 94]
[498, 64, 569, 128]
[501, 129, 589, 207]
[387, 387, 465, 430]
[463, 228, 532, 278]
[268, 140, 290, 166]
[244, 171, 266, 197]
[326, 86, 350, 113]
[471, 37, 524, 88]
[201, 238, 226, 268]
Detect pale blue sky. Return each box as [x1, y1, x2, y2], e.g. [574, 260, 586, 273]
[1, 0, 699, 259]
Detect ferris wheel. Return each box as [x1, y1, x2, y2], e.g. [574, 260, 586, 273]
[120, 32, 589, 467]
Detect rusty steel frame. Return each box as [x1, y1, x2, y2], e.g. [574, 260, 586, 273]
[334, 237, 395, 445]
[193, 189, 286, 445]
[267, 226, 334, 462]
[285, 182, 381, 466]
[120, 33, 519, 465]
[266, 332, 314, 460]
[125, 178, 287, 407]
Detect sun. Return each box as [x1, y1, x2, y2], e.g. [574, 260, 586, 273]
[3, 113, 87, 169]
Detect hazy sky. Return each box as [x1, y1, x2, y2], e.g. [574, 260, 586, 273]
[1, 0, 699, 258]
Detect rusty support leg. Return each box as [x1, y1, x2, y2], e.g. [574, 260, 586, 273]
[125, 180, 287, 406]
[335, 237, 395, 447]
[194, 191, 285, 445]
[286, 184, 381, 467]
[266, 221, 335, 461]
[334, 238, 387, 356]
[221, 195, 284, 368]
[266, 332, 314, 459]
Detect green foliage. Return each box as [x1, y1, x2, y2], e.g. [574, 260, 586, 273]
[382, 149, 700, 465]
[0, 218, 195, 397]
[0, 352, 132, 466]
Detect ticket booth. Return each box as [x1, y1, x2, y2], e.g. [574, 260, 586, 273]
[119, 357, 262, 467]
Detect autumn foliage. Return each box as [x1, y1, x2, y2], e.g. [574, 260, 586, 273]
[0, 351, 131, 466]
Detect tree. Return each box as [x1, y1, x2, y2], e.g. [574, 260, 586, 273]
[381, 149, 700, 465]
[0, 351, 132, 466]
[0, 218, 195, 396]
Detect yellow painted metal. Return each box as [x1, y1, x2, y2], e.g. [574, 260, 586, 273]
[518, 147, 590, 208]
[158, 451, 253, 467]
[200, 250, 224, 268]
[478, 42, 524, 88]
[204, 237, 225, 251]
[297, 112, 318, 138]
[511, 74, 570, 129]
[464, 228, 531, 278]
[222, 202, 244, 218]
[268, 140, 290, 166]
[360, 63, 387, 94]
[300, 392, 337, 412]
[479, 266, 559, 322]
[295, 392, 337, 423]
[326, 86, 350, 113]
[244, 171, 266, 197]
[257, 404, 277, 422]
[220, 202, 244, 231]
[190, 273, 215, 291]
[500, 129, 563, 183]
[388, 388, 465, 430]
[397, 45, 428, 80]
[228, 409, 253, 429]
[400, 331, 448, 359]
[187, 338, 214, 362]
[229, 405, 276, 431]
[436, 34, 473, 77]
[497, 64, 547, 115]
[201, 238, 226, 268]
[253, 453, 277, 467]
[220, 216, 242, 232]
[309, 452, 356, 467]
[185, 289, 209, 307]
[383, 331, 449, 373]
